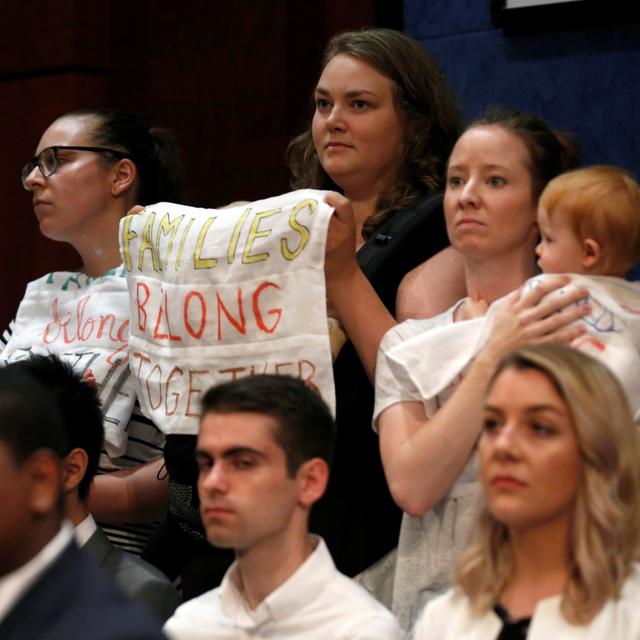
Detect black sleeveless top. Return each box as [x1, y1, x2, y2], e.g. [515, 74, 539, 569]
[310, 192, 450, 576]
[494, 603, 532, 639]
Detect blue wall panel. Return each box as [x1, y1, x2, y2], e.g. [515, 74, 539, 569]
[405, 1, 640, 176]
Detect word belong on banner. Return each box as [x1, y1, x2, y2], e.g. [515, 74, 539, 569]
[0, 267, 137, 458]
[133, 279, 283, 345]
[121, 190, 336, 435]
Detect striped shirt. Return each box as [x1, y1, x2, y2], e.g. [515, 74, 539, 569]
[1, 318, 165, 556]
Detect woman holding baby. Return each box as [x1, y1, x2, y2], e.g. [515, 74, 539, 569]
[323, 108, 589, 629]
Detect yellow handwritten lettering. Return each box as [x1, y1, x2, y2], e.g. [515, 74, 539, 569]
[194, 217, 218, 269]
[155, 213, 185, 270]
[227, 208, 251, 265]
[175, 218, 195, 270]
[242, 209, 279, 264]
[138, 212, 160, 272]
[121, 214, 138, 271]
[281, 199, 314, 260]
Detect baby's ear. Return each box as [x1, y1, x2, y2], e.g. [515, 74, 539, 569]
[581, 237, 602, 270]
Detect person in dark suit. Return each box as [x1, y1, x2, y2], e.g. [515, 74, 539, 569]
[11, 354, 180, 622]
[0, 366, 166, 640]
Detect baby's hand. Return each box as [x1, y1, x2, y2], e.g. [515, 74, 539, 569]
[83, 369, 98, 388]
[523, 275, 590, 310]
[458, 297, 489, 320]
[484, 275, 591, 362]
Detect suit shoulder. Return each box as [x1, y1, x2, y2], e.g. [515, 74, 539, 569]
[105, 547, 181, 621]
[2, 543, 166, 640]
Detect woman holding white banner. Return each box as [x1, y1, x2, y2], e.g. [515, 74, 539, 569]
[3, 108, 181, 555]
[287, 28, 465, 578]
[369, 109, 588, 629]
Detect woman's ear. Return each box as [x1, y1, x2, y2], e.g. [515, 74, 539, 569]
[110, 158, 137, 197]
[581, 237, 602, 271]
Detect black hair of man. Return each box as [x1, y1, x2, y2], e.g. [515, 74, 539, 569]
[200, 375, 335, 477]
[0, 366, 68, 463]
[8, 354, 104, 500]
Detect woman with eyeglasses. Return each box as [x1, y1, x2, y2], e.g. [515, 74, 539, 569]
[3, 108, 181, 555]
[412, 344, 640, 639]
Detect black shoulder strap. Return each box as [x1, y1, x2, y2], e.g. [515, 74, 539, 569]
[355, 193, 449, 313]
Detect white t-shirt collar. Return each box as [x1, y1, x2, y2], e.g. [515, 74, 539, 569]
[220, 536, 335, 627]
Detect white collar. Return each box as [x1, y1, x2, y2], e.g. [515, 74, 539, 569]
[219, 536, 336, 628]
[0, 522, 74, 623]
[74, 513, 97, 548]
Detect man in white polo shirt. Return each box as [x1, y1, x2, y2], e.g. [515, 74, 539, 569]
[164, 375, 402, 639]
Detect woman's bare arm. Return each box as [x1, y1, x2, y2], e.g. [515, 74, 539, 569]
[396, 247, 467, 322]
[89, 458, 168, 523]
[324, 193, 396, 382]
[379, 276, 590, 516]
[325, 194, 469, 380]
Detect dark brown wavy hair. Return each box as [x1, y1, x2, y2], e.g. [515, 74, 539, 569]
[286, 28, 462, 240]
[467, 107, 580, 202]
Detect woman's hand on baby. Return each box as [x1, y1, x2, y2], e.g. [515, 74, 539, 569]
[484, 275, 591, 362]
[324, 192, 358, 283]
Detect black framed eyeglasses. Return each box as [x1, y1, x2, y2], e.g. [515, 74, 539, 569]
[20, 145, 133, 190]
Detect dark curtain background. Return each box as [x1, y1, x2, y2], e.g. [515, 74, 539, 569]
[0, 0, 402, 329]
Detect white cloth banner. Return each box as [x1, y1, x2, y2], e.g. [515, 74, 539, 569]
[385, 275, 640, 420]
[120, 189, 336, 435]
[0, 268, 136, 456]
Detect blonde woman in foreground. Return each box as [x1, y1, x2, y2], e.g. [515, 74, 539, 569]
[413, 344, 640, 639]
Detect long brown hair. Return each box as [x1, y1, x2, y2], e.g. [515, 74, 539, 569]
[287, 28, 462, 239]
[466, 107, 580, 201]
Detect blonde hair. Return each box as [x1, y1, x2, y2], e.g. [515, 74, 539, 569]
[539, 165, 640, 274]
[456, 344, 640, 624]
